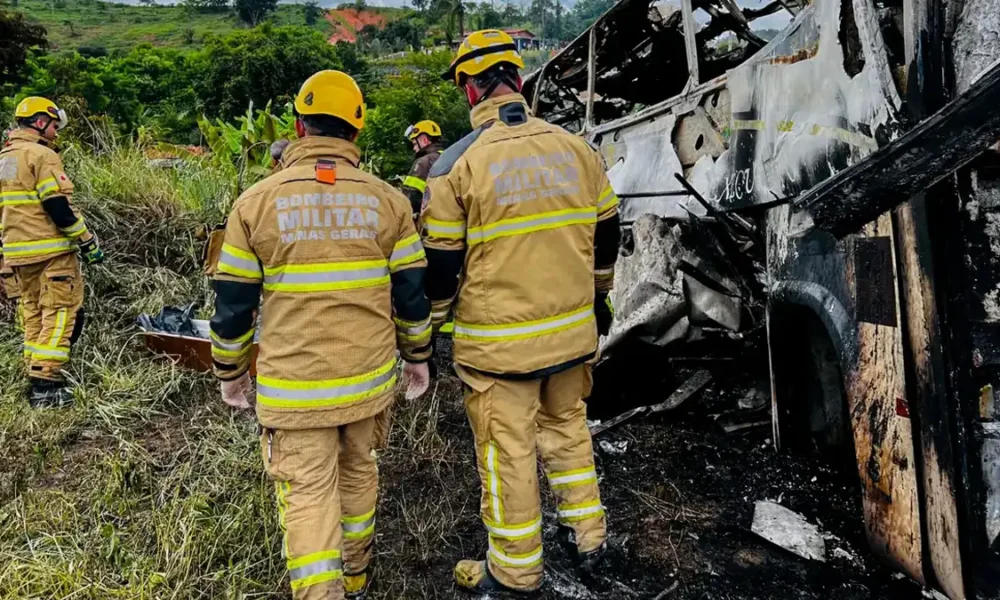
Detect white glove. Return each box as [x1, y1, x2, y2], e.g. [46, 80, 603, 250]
[402, 361, 430, 400]
[221, 372, 255, 410]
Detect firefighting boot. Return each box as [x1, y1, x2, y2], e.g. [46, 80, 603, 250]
[28, 378, 74, 409]
[556, 525, 606, 575]
[344, 567, 372, 600]
[454, 560, 538, 595]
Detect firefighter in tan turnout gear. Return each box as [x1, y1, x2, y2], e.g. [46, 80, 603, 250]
[401, 120, 443, 218]
[1, 97, 104, 408]
[209, 70, 432, 600]
[421, 30, 621, 594]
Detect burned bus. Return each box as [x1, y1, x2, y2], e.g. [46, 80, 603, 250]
[523, 0, 1000, 596]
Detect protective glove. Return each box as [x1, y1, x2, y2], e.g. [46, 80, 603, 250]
[221, 371, 255, 410]
[78, 237, 105, 265]
[595, 292, 613, 336]
[402, 361, 430, 400]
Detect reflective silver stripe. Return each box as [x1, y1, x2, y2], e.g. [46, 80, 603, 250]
[288, 557, 344, 582]
[264, 267, 388, 286]
[597, 186, 619, 212]
[1, 191, 40, 204]
[36, 177, 59, 197]
[31, 346, 70, 359]
[488, 538, 543, 567]
[454, 306, 594, 341]
[63, 218, 87, 238]
[548, 468, 597, 488]
[558, 502, 605, 521]
[389, 235, 425, 269]
[395, 317, 431, 337]
[211, 330, 254, 352]
[342, 510, 376, 537]
[423, 218, 466, 238]
[218, 247, 262, 278]
[594, 267, 614, 276]
[257, 364, 397, 403]
[466, 208, 596, 245]
[485, 518, 541, 540]
[4, 239, 73, 256]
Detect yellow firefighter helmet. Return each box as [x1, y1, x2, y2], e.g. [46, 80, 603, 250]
[406, 120, 442, 141]
[15, 97, 68, 129]
[443, 29, 525, 85]
[294, 70, 366, 131]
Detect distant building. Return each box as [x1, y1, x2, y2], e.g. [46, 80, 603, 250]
[503, 28, 541, 51]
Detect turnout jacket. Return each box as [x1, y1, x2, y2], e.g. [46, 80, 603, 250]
[401, 143, 442, 217]
[211, 137, 432, 430]
[420, 94, 620, 377]
[0, 129, 94, 267]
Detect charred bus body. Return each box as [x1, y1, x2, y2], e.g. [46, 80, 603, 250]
[524, 0, 1000, 596]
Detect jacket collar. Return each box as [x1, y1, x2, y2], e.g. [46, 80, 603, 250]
[470, 93, 530, 129]
[280, 137, 360, 169]
[416, 142, 442, 158]
[5, 128, 48, 147]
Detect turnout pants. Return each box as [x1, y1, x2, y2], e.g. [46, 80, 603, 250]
[262, 415, 381, 600]
[12, 253, 84, 382]
[457, 363, 607, 591]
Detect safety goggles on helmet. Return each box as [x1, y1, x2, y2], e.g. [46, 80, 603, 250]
[405, 124, 417, 139]
[51, 108, 69, 130]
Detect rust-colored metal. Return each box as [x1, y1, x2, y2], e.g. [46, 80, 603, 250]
[143, 332, 259, 376]
[848, 213, 925, 581]
[895, 197, 967, 599]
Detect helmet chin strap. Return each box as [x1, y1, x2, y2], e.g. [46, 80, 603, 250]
[465, 72, 523, 108]
[26, 115, 52, 138]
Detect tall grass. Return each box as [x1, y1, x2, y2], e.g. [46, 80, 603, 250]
[0, 128, 480, 599]
[0, 132, 286, 599]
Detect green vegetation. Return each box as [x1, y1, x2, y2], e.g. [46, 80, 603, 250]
[0, 0, 637, 596]
[15, 0, 334, 51]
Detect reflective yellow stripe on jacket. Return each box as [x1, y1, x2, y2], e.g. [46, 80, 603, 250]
[453, 305, 595, 343]
[2, 237, 74, 259]
[62, 218, 88, 239]
[423, 218, 466, 240]
[466, 207, 596, 246]
[1, 190, 41, 206]
[36, 177, 61, 199]
[394, 315, 432, 344]
[256, 357, 398, 409]
[597, 185, 619, 214]
[389, 233, 425, 271]
[402, 175, 427, 193]
[217, 243, 263, 280]
[263, 259, 390, 293]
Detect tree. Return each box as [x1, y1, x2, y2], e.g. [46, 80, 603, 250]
[374, 16, 422, 52]
[469, 3, 503, 29]
[0, 8, 47, 86]
[193, 24, 360, 121]
[358, 51, 469, 178]
[565, 0, 613, 38]
[182, 0, 228, 12]
[411, 0, 428, 12]
[234, 0, 278, 25]
[303, 0, 322, 25]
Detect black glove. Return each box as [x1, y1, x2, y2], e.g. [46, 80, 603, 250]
[595, 292, 613, 336]
[79, 237, 105, 265]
